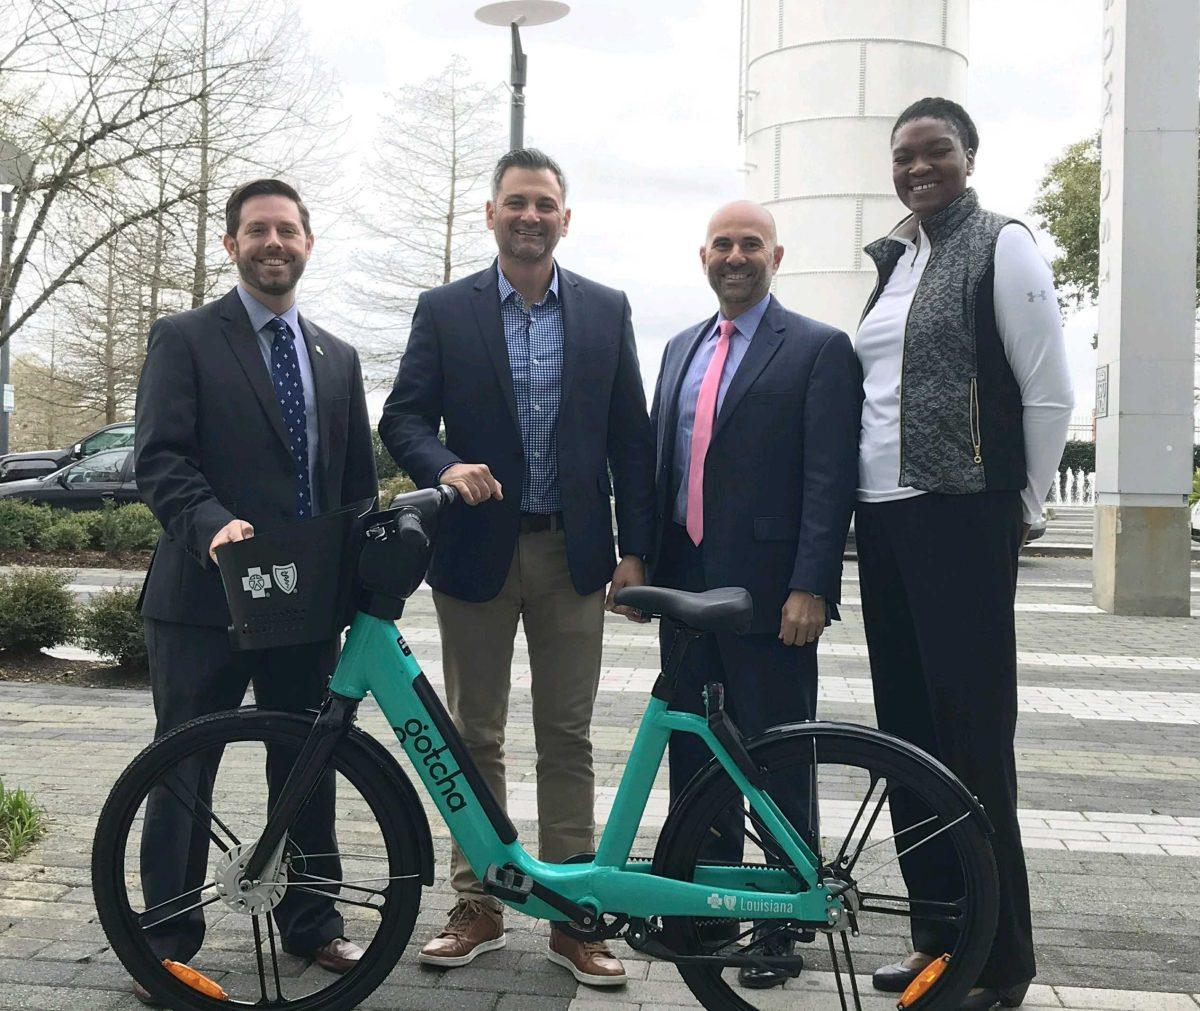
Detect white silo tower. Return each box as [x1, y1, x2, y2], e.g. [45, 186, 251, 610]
[739, 1, 969, 334]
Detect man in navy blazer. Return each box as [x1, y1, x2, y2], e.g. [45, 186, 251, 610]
[133, 180, 377, 996]
[649, 200, 860, 989]
[379, 149, 654, 985]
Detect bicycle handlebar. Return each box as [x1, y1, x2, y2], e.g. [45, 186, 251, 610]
[383, 483, 459, 516]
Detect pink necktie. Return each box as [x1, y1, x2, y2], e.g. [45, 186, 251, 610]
[685, 319, 735, 546]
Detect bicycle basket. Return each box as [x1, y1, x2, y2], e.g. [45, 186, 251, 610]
[215, 501, 370, 650]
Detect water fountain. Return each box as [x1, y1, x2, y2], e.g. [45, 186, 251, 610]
[1053, 468, 1097, 506]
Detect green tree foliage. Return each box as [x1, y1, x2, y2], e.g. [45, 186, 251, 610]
[1033, 133, 1200, 313]
[1031, 135, 1102, 313]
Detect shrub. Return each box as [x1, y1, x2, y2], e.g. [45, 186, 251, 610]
[378, 473, 417, 507]
[0, 500, 52, 550]
[0, 778, 46, 861]
[34, 514, 92, 552]
[373, 430, 399, 481]
[89, 503, 160, 554]
[1191, 468, 1200, 508]
[77, 587, 147, 670]
[1058, 440, 1095, 474]
[1058, 442, 1199, 478]
[0, 567, 75, 653]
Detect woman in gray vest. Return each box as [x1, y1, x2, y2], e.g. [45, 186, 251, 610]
[853, 98, 1073, 1009]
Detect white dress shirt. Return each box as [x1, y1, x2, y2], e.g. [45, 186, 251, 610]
[855, 223, 1074, 524]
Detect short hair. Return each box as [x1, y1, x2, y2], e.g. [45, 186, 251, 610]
[491, 148, 568, 201]
[225, 179, 312, 237]
[891, 97, 980, 153]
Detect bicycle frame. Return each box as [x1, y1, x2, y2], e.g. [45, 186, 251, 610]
[318, 610, 846, 928]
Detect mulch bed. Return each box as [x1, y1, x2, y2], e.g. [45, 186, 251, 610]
[0, 548, 152, 569]
[0, 650, 149, 689]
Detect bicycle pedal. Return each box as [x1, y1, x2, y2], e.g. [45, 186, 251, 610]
[483, 863, 534, 903]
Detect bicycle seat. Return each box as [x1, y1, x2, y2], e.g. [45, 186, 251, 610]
[614, 586, 753, 634]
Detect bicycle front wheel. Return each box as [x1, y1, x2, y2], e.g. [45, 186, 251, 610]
[652, 725, 999, 1011]
[92, 708, 425, 1010]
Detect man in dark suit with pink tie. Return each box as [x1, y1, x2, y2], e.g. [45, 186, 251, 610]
[648, 200, 861, 989]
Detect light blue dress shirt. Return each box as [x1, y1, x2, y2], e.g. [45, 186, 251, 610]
[497, 263, 564, 514]
[671, 294, 771, 525]
[236, 284, 321, 514]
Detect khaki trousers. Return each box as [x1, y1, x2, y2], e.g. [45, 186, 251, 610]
[432, 529, 605, 906]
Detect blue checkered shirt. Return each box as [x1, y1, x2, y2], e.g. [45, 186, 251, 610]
[498, 264, 563, 513]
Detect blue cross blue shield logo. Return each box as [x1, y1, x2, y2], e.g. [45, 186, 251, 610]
[272, 563, 298, 595]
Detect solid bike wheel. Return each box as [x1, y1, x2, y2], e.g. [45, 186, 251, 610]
[92, 709, 424, 1010]
[652, 726, 999, 1011]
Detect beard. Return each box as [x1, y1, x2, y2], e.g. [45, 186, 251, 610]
[502, 228, 557, 263]
[235, 248, 307, 297]
[709, 269, 767, 308]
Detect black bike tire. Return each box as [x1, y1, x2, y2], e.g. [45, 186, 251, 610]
[92, 708, 424, 1011]
[653, 728, 999, 1011]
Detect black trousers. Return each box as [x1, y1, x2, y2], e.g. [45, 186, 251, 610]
[139, 618, 344, 962]
[854, 492, 1035, 988]
[655, 523, 818, 863]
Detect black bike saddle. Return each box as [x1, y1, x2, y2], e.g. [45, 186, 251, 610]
[614, 586, 753, 634]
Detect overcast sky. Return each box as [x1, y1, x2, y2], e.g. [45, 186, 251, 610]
[292, 0, 1105, 419]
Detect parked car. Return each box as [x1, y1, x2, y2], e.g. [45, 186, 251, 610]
[0, 421, 134, 483]
[0, 448, 140, 510]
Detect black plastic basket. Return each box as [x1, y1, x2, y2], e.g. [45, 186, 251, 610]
[215, 501, 370, 651]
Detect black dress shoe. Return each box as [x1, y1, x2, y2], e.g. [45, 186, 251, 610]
[696, 919, 742, 948]
[872, 953, 936, 993]
[957, 981, 1031, 1009]
[737, 936, 803, 990]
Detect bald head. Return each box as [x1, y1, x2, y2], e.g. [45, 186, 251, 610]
[701, 200, 784, 318]
[706, 200, 778, 247]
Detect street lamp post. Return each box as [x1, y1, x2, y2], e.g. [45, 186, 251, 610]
[475, 1, 570, 151]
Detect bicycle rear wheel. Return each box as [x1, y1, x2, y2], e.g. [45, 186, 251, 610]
[92, 708, 424, 1010]
[652, 725, 998, 1011]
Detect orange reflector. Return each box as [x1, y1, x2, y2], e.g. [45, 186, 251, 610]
[163, 960, 229, 1000]
[897, 953, 951, 1009]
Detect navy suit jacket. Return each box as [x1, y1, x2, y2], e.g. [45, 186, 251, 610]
[649, 296, 861, 635]
[135, 287, 378, 627]
[378, 262, 656, 602]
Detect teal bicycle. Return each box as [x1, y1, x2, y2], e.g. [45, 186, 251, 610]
[93, 487, 999, 1010]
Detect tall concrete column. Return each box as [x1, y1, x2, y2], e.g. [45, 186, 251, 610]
[739, 0, 969, 335]
[1093, 0, 1198, 616]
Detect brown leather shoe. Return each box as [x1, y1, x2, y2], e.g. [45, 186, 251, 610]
[309, 937, 364, 974]
[132, 980, 162, 1006]
[547, 928, 627, 987]
[419, 898, 506, 967]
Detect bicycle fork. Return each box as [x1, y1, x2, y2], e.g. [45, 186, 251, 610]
[238, 693, 360, 886]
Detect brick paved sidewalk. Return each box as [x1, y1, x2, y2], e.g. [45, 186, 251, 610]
[1, 556, 1197, 1009]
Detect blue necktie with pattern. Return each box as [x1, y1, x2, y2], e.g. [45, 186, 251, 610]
[266, 316, 312, 519]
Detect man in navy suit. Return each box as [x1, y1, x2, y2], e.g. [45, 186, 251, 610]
[649, 200, 860, 989]
[379, 149, 654, 986]
[133, 179, 377, 1001]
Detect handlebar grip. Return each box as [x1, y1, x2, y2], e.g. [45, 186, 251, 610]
[437, 483, 460, 507]
[393, 508, 427, 540]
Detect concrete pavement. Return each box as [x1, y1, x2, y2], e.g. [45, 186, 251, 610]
[1, 553, 1198, 1009]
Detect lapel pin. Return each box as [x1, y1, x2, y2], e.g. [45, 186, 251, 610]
[314, 344, 324, 356]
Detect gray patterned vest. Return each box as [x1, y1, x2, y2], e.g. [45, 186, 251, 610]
[861, 188, 1027, 495]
